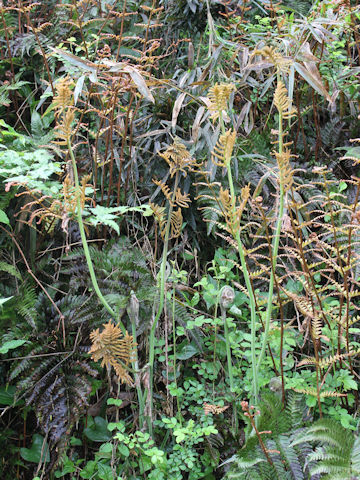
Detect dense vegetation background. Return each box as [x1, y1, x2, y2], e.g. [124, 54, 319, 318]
[1, 0, 360, 478]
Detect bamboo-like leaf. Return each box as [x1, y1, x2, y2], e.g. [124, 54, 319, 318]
[172, 92, 186, 130]
[123, 65, 155, 103]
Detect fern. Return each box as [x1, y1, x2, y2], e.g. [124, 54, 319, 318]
[292, 418, 360, 479]
[224, 393, 312, 480]
[9, 293, 101, 446]
[62, 237, 156, 330]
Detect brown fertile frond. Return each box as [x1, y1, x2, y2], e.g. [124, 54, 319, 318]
[292, 388, 346, 398]
[203, 403, 229, 415]
[218, 184, 250, 234]
[89, 321, 135, 386]
[274, 149, 294, 191]
[219, 187, 234, 217]
[159, 139, 197, 178]
[254, 46, 292, 74]
[170, 208, 183, 239]
[282, 289, 320, 321]
[311, 316, 322, 340]
[297, 351, 360, 368]
[207, 83, 235, 121]
[52, 76, 74, 115]
[237, 184, 250, 222]
[174, 189, 191, 208]
[149, 202, 166, 238]
[274, 81, 296, 119]
[53, 109, 76, 145]
[212, 130, 236, 167]
[153, 179, 173, 204]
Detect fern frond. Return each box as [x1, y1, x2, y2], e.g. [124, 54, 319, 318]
[211, 129, 236, 167]
[89, 321, 135, 386]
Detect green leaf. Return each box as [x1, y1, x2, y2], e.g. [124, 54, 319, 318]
[20, 434, 50, 463]
[339, 181, 347, 192]
[118, 443, 130, 457]
[0, 385, 16, 405]
[106, 398, 123, 407]
[0, 296, 13, 307]
[0, 339, 26, 354]
[88, 205, 152, 233]
[97, 463, 113, 480]
[84, 416, 112, 442]
[0, 209, 9, 225]
[176, 342, 199, 360]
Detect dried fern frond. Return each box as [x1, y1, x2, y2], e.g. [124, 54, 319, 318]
[292, 388, 346, 398]
[170, 208, 183, 239]
[203, 403, 229, 415]
[211, 129, 237, 167]
[174, 188, 191, 208]
[159, 139, 197, 178]
[153, 179, 173, 204]
[274, 149, 294, 191]
[53, 108, 76, 145]
[52, 76, 74, 115]
[274, 81, 296, 119]
[254, 46, 292, 74]
[89, 321, 135, 386]
[150, 202, 166, 238]
[207, 83, 235, 121]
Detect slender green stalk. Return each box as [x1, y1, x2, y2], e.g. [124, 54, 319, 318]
[221, 301, 238, 434]
[148, 172, 180, 434]
[172, 286, 181, 422]
[256, 105, 284, 373]
[219, 115, 259, 403]
[128, 292, 145, 429]
[222, 308, 234, 391]
[67, 138, 126, 334]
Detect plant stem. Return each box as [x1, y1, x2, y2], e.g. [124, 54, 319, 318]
[148, 172, 180, 434]
[128, 293, 145, 429]
[221, 302, 238, 433]
[67, 138, 126, 334]
[256, 105, 284, 374]
[220, 120, 259, 404]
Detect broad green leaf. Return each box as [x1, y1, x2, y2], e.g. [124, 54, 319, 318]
[0, 339, 25, 354]
[50, 48, 98, 73]
[84, 416, 112, 442]
[97, 463, 113, 480]
[0, 385, 16, 405]
[20, 434, 50, 463]
[176, 343, 199, 360]
[107, 398, 123, 407]
[0, 209, 9, 225]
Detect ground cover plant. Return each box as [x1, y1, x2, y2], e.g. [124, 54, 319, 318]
[1, 0, 360, 478]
